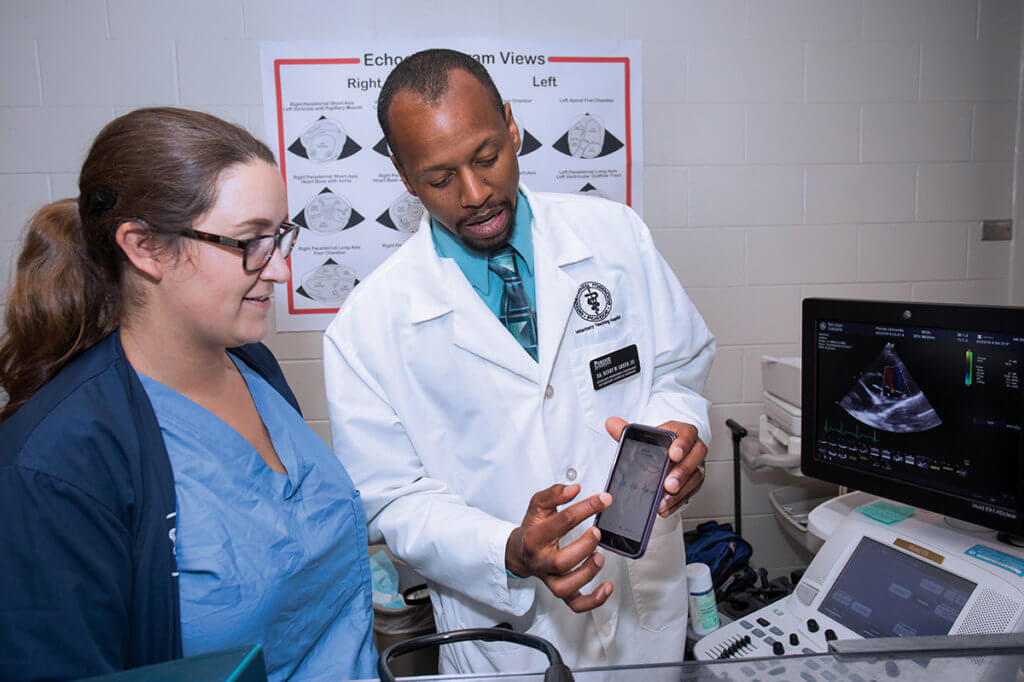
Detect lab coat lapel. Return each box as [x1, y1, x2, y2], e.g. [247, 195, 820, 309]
[451, 269, 539, 383]
[405, 211, 540, 385]
[526, 187, 593, 387]
[404, 221, 454, 324]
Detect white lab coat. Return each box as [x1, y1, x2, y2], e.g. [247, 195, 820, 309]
[324, 186, 715, 675]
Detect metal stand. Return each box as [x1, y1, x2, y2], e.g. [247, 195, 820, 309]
[725, 419, 747, 536]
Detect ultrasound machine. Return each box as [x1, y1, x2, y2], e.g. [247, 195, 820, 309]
[695, 299, 1024, 678]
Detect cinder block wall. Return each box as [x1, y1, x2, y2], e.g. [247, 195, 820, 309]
[1, 0, 1021, 577]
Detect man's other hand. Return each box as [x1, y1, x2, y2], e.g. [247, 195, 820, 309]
[605, 417, 707, 517]
[505, 484, 613, 613]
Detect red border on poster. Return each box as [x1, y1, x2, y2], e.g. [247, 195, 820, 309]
[547, 56, 632, 207]
[274, 55, 632, 316]
[275, 58, 361, 315]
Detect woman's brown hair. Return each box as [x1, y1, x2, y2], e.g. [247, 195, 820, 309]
[0, 107, 276, 421]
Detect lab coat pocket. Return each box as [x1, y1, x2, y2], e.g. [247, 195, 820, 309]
[625, 514, 685, 632]
[569, 331, 643, 436]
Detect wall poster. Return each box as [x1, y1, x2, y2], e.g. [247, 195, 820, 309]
[260, 40, 642, 331]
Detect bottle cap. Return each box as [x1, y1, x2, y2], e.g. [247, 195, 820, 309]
[687, 561, 714, 593]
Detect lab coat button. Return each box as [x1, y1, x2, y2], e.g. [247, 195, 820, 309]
[565, 467, 577, 481]
[544, 385, 554, 398]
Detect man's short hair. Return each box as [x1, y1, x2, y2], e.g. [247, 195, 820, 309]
[377, 48, 505, 154]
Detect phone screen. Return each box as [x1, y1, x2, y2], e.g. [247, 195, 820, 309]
[596, 426, 673, 556]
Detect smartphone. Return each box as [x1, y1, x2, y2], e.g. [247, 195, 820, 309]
[594, 423, 675, 559]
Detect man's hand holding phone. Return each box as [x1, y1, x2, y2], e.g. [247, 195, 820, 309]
[605, 417, 708, 518]
[505, 484, 614, 613]
[503, 419, 706, 612]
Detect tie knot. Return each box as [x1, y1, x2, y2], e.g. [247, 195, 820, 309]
[488, 246, 519, 281]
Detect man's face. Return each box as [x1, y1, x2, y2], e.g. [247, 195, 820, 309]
[387, 69, 521, 251]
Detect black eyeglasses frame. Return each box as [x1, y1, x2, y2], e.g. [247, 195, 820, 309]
[180, 221, 300, 273]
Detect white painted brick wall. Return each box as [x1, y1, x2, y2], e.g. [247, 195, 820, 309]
[863, 0, 977, 41]
[688, 166, 804, 226]
[861, 102, 972, 162]
[748, 103, 861, 163]
[807, 42, 921, 102]
[0, 41, 42, 105]
[0, 0, 1021, 576]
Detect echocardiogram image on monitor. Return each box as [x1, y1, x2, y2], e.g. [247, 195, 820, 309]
[802, 299, 1024, 536]
[838, 341, 942, 434]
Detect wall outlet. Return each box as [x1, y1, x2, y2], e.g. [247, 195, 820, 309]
[981, 219, 1012, 241]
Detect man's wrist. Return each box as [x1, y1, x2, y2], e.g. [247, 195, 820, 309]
[505, 527, 527, 578]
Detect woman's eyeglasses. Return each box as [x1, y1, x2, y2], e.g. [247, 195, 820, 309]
[182, 221, 300, 273]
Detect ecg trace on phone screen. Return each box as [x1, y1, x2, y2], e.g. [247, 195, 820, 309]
[599, 439, 665, 541]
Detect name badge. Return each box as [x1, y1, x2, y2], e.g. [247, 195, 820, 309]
[590, 344, 640, 390]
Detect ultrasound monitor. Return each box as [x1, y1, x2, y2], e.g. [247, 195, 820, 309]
[802, 298, 1024, 537]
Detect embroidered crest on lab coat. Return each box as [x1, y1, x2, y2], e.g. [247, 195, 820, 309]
[574, 281, 613, 322]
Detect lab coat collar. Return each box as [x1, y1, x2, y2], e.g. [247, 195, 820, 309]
[404, 221, 455, 325]
[428, 190, 536, 298]
[519, 184, 591, 269]
[404, 185, 595, 385]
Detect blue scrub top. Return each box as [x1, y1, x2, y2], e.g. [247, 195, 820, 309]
[139, 356, 377, 681]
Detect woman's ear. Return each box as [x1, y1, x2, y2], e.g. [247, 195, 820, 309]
[115, 221, 165, 281]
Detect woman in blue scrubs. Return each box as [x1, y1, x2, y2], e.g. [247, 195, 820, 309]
[0, 108, 376, 681]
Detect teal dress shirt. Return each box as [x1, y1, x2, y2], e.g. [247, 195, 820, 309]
[430, 190, 536, 317]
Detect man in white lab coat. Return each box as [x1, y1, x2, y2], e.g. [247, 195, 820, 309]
[324, 49, 716, 674]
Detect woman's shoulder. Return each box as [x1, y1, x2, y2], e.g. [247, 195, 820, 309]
[0, 334, 145, 502]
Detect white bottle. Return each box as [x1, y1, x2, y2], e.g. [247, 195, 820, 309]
[687, 562, 720, 636]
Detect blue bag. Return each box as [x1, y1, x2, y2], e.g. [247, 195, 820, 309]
[684, 521, 756, 598]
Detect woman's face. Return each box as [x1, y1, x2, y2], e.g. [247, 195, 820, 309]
[162, 160, 290, 351]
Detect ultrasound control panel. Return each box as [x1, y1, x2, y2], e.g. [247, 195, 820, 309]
[706, 649, 907, 682]
[696, 599, 836, 662]
[695, 498, 1024, 676]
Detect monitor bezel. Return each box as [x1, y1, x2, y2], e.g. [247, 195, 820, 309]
[801, 298, 1024, 536]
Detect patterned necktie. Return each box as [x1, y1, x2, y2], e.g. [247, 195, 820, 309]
[488, 246, 539, 361]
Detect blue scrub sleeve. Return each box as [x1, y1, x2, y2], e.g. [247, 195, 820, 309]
[0, 465, 132, 681]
